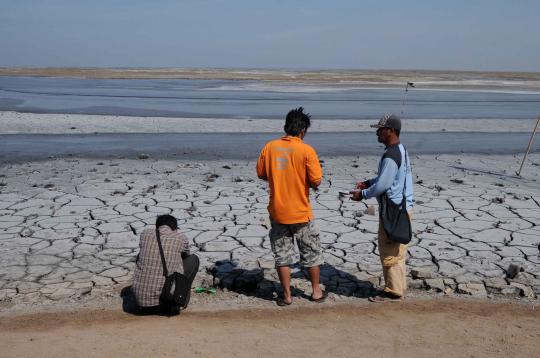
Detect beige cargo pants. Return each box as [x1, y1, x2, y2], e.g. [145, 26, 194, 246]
[377, 214, 410, 297]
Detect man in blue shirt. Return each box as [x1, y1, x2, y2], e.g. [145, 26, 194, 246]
[352, 114, 413, 302]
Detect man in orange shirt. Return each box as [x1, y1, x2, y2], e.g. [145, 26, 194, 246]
[256, 107, 325, 306]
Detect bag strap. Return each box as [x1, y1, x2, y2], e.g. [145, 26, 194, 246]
[155, 228, 169, 277]
[401, 144, 408, 205]
[382, 144, 408, 201]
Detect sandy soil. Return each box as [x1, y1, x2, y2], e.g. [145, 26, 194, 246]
[1, 298, 539, 358]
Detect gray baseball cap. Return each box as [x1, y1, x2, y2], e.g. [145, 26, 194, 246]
[370, 113, 401, 131]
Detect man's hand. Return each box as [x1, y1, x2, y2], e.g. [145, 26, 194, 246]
[350, 190, 363, 201]
[355, 181, 368, 190]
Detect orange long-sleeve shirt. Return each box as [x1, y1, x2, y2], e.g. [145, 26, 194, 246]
[256, 135, 322, 224]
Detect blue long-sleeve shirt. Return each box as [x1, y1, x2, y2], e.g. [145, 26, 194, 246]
[362, 143, 413, 211]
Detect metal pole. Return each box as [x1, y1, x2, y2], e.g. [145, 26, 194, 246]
[516, 115, 540, 176]
[401, 82, 414, 116]
[400, 83, 408, 116]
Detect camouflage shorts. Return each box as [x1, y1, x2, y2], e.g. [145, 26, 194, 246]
[269, 220, 324, 267]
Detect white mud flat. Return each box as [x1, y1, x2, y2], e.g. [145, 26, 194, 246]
[0, 153, 539, 309]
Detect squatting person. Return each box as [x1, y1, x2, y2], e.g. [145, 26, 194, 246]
[132, 214, 199, 313]
[256, 107, 326, 306]
[352, 114, 413, 302]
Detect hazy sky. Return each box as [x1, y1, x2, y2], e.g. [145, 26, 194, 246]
[1, 0, 539, 71]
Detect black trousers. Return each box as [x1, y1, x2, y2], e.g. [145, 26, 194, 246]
[181, 253, 200, 307]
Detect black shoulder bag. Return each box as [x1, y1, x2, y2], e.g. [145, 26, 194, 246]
[380, 147, 412, 244]
[155, 229, 190, 316]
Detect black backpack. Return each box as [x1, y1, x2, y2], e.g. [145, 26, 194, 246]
[155, 229, 190, 316]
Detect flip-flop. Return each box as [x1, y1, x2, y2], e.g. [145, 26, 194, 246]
[310, 290, 327, 303]
[276, 297, 293, 306]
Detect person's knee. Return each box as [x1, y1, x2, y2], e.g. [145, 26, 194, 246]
[190, 254, 200, 270]
[274, 256, 294, 267]
[182, 254, 200, 280]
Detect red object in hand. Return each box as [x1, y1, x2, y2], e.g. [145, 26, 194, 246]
[355, 181, 368, 190]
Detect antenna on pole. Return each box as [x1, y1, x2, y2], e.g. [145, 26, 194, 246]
[401, 81, 415, 116]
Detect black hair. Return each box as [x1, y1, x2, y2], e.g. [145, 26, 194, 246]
[284, 107, 311, 136]
[156, 214, 178, 231]
[395, 129, 401, 137]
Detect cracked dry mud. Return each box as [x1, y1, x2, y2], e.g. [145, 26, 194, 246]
[0, 153, 539, 306]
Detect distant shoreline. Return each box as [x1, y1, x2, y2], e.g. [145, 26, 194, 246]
[2, 67, 540, 91]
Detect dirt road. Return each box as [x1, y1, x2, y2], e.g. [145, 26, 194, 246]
[1, 298, 539, 358]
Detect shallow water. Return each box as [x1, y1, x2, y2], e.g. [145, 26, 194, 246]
[1, 76, 539, 120]
[1, 132, 538, 163]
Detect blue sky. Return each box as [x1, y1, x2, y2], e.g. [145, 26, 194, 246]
[1, 0, 539, 71]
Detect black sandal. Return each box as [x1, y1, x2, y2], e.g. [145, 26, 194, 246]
[276, 297, 293, 306]
[368, 291, 402, 303]
[310, 290, 327, 303]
